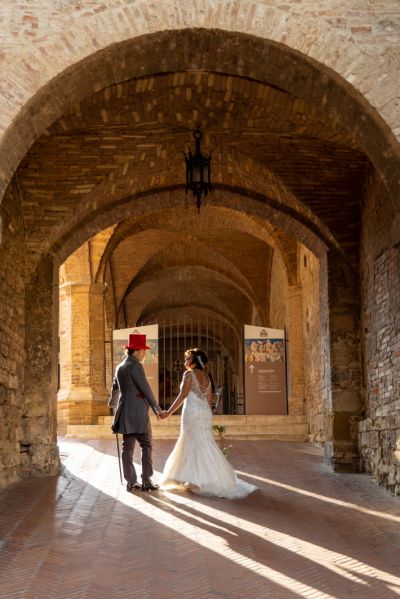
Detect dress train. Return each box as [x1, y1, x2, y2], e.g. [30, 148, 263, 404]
[160, 372, 257, 499]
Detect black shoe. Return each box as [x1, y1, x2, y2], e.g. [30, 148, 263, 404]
[126, 482, 142, 492]
[142, 480, 160, 491]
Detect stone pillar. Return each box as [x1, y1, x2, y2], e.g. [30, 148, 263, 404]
[22, 255, 60, 477]
[57, 281, 109, 427]
[324, 252, 363, 472]
[0, 180, 29, 484]
[286, 284, 305, 415]
[105, 325, 114, 393]
[104, 284, 117, 392]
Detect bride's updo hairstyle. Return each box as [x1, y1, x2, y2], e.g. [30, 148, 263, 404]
[185, 348, 208, 371]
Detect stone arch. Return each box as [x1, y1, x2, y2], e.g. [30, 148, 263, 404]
[52, 189, 326, 436]
[37, 153, 340, 271]
[57, 190, 320, 424]
[124, 275, 243, 326]
[120, 264, 257, 324]
[95, 205, 296, 292]
[1, 23, 399, 205]
[96, 206, 297, 330]
[118, 250, 259, 313]
[51, 188, 328, 267]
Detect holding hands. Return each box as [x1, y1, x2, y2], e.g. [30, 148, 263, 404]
[158, 410, 169, 420]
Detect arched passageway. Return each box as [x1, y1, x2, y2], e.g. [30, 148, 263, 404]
[0, 25, 399, 495]
[57, 201, 311, 426]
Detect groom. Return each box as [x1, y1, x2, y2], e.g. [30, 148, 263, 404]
[112, 333, 162, 492]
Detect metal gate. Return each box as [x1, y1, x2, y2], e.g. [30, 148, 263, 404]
[145, 315, 243, 413]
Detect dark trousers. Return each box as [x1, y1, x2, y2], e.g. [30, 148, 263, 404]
[122, 427, 153, 484]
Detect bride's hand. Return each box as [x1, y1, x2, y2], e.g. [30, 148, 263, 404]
[159, 411, 169, 420]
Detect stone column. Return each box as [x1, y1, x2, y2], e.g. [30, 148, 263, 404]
[22, 254, 60, 477]
[286, 284, 305, 415]
[1, 183, 22, 484]
[324, 252, 363, 472]
[57, 281, 109, 427]
[105, 325, 114, 393]
[104, 285, 117, 393]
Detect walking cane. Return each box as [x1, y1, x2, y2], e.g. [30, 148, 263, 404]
[115, 433, 123, 484]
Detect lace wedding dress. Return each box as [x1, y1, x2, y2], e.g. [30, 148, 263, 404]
[160, 371, 257, 499]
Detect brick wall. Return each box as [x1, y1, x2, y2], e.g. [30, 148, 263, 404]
[23, 254, 60, 478]
[0, 2, 398, 205]
[0, 182, 59, 486]
[0, 182, 25, 485]
[359, 172, 400, 494]
[299, 247, 327, 442]
[58, 243, 109, 428]
[269, 249, 288, 330]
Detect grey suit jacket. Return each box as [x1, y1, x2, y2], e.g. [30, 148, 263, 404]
[111, 354, 161, 434]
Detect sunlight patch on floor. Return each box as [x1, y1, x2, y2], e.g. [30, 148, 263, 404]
[162, 491, 400, 592]
[236, 470, 400, 524]
[60, 441, 400, 597]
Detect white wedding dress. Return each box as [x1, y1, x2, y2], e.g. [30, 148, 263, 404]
[160, 371, 257, 498]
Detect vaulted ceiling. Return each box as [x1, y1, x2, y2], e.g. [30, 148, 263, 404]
[20, 66, 371, 333]
[18, 70, 370, 272]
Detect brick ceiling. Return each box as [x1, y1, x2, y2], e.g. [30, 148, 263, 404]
[107, 226, 272, 328]
[17, 69, 370, 327]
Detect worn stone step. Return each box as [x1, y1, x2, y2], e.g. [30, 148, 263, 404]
[97, 414, 307, 425]
[66, 414, 309, 441]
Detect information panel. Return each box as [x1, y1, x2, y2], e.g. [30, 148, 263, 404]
[112, 325, 159, 399]
[244, 325, 287, 415]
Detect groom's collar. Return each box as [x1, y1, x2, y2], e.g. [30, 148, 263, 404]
[125, 354, 140, 364]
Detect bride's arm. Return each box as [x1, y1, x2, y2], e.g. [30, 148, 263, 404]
[206, 387, 212, 408]
[206, 371, 214, 408]
[165, 371, 192, 416]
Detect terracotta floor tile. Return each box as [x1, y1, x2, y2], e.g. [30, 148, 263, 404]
[0, 439, 399, 599]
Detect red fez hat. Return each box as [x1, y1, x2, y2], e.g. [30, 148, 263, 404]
[124, 333, 150, 350]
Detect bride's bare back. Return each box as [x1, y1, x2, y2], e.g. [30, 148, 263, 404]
[190, 370, 212, 407]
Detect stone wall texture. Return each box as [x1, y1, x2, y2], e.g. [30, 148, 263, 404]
[58, 244, 109, 430]
[0, 0, 399, 202]
[300, 247, 327, 442]
[0, 182, 25, 484]
[326, 253, 363, 472]
[23, 254, 59, 478]
[0, 183, 59, 483]
[359, 172, 400, 495]
[269, 249, 288, 330]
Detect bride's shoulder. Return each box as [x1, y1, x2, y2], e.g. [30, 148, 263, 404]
[182, 370, 192, 380]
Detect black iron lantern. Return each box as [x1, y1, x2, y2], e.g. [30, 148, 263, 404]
[185, 129, 212, 211]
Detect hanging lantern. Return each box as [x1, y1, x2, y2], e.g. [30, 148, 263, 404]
[185, 129, 212, 211]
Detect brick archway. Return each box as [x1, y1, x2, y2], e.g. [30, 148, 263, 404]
[1, 20, 398, 489]
[55, 192, 320, 433]
[0, 183, 363, 483]
[1, 23, 399, 206]
[53, 190, 360, 472]
[51, 188, 328, 266]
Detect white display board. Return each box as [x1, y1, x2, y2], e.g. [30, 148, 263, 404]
[244, 325, 287, 415]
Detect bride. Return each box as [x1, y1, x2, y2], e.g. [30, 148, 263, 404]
[159, 348, 257, 499]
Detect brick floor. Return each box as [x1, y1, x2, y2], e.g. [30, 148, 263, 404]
[0, 440, 400, 599]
